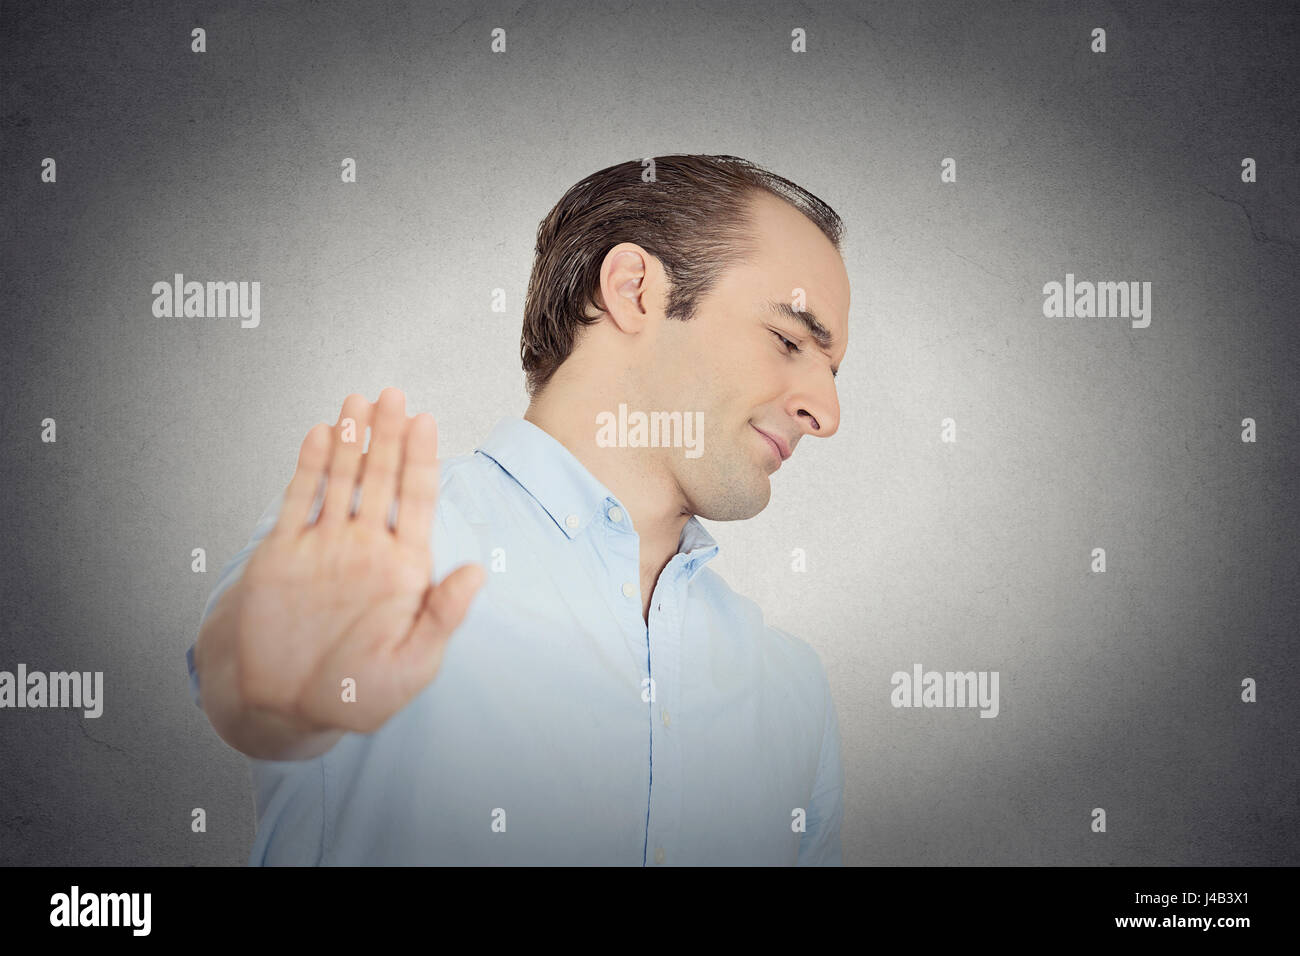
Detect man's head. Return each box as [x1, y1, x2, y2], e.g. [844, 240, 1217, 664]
[521, 155, 850, 522]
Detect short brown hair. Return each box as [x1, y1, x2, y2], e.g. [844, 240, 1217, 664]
[519, 154, 844, 399]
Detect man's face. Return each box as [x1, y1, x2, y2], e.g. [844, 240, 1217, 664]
[645, 191, 850, 521]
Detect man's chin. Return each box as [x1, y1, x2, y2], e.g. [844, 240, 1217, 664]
[693, 481, 770, 522]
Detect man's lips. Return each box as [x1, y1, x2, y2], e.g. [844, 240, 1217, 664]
[752, 425, 790, 462]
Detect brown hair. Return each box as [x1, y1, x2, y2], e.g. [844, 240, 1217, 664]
[519, 154, 844, 399]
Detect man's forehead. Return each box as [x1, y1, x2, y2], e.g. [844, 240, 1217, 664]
[748, 220, 849, 311]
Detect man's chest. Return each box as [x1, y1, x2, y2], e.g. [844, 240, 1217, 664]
[315, 579, 820, 864]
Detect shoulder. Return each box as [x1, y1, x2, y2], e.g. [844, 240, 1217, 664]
[432, 447, 499, 525]
[691, 565, 830, 703]
[427, 447, 528, 578]
[437, 447, 491, 495]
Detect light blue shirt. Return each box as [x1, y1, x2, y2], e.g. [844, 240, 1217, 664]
[186, 415, 843, 865]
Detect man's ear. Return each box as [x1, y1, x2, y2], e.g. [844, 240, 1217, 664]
[599, 245, 650, 333]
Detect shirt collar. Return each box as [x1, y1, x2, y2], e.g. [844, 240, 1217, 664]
[474, 415, 719, 578]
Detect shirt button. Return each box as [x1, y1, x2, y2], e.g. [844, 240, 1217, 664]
[654, 847, 666, 865]
[621, 581, 636, 598]
[565, 514, 579, 529]
[608, 506, 624, 523]
[662, 709, 670, 727]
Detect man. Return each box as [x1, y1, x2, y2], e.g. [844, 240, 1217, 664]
[187, 154, 851, 865]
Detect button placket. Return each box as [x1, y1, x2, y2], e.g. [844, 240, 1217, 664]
[644, 557, 686, 867]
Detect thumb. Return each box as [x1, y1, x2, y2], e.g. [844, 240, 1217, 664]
[397, 563, 487, 677]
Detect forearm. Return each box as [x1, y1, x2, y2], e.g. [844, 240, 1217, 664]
[194, 582, 344, 762]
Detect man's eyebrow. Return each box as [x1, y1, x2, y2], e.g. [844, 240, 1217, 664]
[763, 300, 839, 372]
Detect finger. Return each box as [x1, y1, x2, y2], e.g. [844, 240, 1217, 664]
[272, 422, 332, 537]
[395, 413, 439, 550]
[393, 564, 486, 690]
[319, 393, 374, 525]
[358, 387, 407, 527]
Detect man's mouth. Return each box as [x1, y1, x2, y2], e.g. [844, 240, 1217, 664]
[751, 424, 789, 466]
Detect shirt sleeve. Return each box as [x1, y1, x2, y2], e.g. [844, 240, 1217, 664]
[797, 656, 845, 866]
[186, 489, 294, 710]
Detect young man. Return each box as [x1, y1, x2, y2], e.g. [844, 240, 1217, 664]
[188, 154, 851, 865]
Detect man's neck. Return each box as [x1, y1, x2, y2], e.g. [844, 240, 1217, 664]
[524, 385, 692, 622]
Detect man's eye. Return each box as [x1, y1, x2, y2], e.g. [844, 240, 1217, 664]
[771, 329, 801, 354]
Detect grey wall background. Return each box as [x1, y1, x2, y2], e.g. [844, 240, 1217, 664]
[1, 0, 1297, 865]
